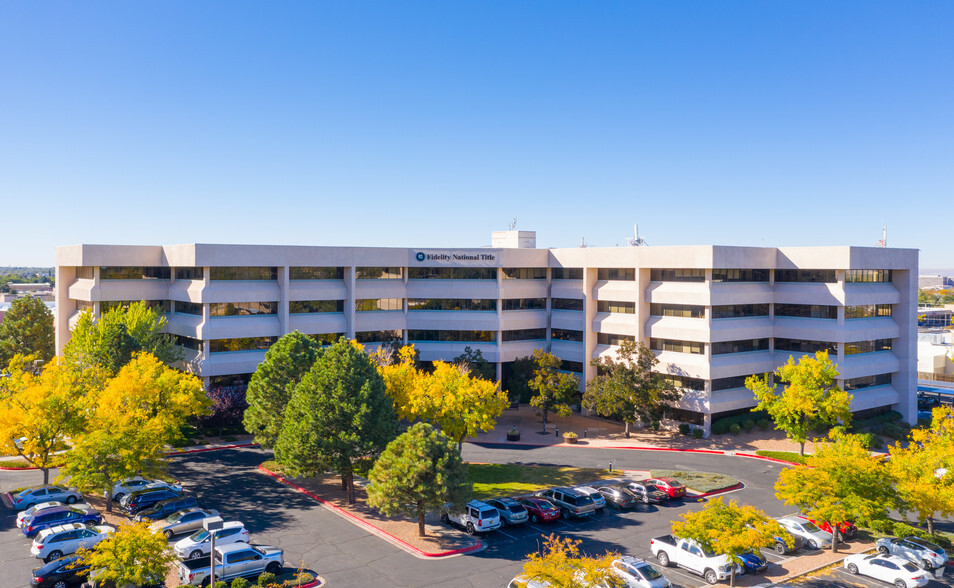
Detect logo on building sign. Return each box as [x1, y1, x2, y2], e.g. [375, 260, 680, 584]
[415, 252, 426, 261]
[410, 249, 499, 267]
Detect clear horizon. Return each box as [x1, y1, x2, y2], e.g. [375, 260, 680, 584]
[1, 2, 950, 266]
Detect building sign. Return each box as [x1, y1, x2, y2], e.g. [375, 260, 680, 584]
[410, 249, 500, 267]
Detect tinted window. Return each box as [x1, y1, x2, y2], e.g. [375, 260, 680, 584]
[479, 509, 497, 518]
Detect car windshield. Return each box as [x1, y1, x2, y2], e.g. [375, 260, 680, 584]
[801, 521, 821, 532]
[910, 538, 943, 553]
[167, 511, 185, 522]
[541, 500, 557, 509]
[509, 506, 525, 513]
[644, 484, 659, 492]
[479, 509, 497, 518]
[189, 529, 210, 542]
[635, 564, 662, 580]
[16, 489, 34, 497]
[901, 562, 920, 572]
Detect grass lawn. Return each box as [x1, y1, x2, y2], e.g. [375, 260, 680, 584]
[754, 450, 808, 465]
[468, 463, 612, 499]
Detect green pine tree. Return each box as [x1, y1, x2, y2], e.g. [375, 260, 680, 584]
[0, 295, 54, 369]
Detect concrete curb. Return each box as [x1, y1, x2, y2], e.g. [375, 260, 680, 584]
[735, 452, 806, 467]
[0, 462, 62, 471]
[258, 465, 484, 559]
[0, 442, 260, 471]
[690, 483, 744, 498]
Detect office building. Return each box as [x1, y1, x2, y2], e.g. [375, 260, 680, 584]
[55, 231, 918, 433]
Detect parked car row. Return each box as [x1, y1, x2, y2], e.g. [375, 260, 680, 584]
[509, 555, 673, 588]
[442, 478, 689, 535]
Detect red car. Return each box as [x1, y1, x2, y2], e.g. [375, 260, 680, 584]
[801, 516, 857, 539]
[644, 477, 687, 500]
[518, 497, 561, 523]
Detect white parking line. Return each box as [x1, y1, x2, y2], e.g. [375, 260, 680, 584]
[529, 525, 547, 533]
[494, 528, 518, 540]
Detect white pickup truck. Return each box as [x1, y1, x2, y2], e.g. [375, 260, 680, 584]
[649, 534, 741, 585]
[177, 543, 284, 586]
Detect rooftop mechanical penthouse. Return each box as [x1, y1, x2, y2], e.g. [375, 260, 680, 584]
[55, 231, 918, 434]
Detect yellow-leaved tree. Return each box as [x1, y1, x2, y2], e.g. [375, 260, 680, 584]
[60, 352, 210, 511]
[746, 350, 851, 455]
[381, 345, 509, 453]
[776, 431, 895, 552]
[519, 533, 623, 588]
[671, 497, 787, 587]
[888, 406, 954, 534]
[76, 522, 173, 586]
[0, 355, 105, 483]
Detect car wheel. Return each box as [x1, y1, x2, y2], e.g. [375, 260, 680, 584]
[440, 513, 449, 524]
[265, 561, 282, 574]
[704, 569, 718, 585]
[561, 508, 570, 519]
[531, 514, 539, 523]
[878, 545, 889, 555]
[656, 551, 670, 567]
[65, 496, 78, 504]
[808, 539, 818, 550]
[113, 492, 125, 502]
[53, 581, 68, 588]
[164, 530, 173, 540]
[847, 563, 858, 575]
[921, 560, 933, 571]
[775, 542, 787, 555]
[189, 549, 203, 560]
[894, 580, 907, 588]
[45, 550, 63, 562]
[466, 522, 476, 535]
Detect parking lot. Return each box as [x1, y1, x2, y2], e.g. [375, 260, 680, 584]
[790, 564, 952, 588]
[2, 444, 954, 587]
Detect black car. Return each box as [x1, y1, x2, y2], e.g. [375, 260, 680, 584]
[119, 487, 183, 515]
[133, 494, 200, 522]
[597, 485, 639, 510]
[30, 553, 90, 587]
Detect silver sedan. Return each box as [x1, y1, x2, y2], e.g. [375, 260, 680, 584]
[149, 508, 220, 539]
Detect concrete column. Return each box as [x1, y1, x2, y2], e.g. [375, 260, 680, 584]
[54, 266, 76, 354]
[346, 267, 356, 339]
[893, 268, 918, 424]
[279, 266, 290, 336]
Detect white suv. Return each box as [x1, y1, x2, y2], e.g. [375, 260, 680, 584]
[441, 500, 502, 535]
[31, 523, 115, 562]
[173, 521, 250, 560]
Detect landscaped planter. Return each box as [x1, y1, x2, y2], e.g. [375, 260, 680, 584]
[564, 435, 579, 444]
[507, 432, 521, 441]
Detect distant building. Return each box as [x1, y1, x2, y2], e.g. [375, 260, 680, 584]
[919, 274, 953, 290]
[55, 233, 919, 431]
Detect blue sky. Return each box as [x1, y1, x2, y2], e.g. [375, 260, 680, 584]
[1, 2, 951, 267]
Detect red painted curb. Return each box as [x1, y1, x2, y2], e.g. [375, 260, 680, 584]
[604, 446, 726, 455]
[735, 452, 805, 467]
[690, 483, 744, 497]
[0, 463, 62, 471]
[258, 465, 482, 558]
[165, 442, 258, 456]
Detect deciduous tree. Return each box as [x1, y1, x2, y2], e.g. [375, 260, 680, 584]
[776, 431, 895, 551]
[76, 522, 173, 586]
[528, 349, 579, 432]
[747, 351, 851, 455]
[888, 406, 954, 534]
[0, 295, 54, 369]
[63, 302, 180, 374]
[583, 341, 681, 438]
[506, 355, 535, 403]
[520, 533, 623, 588]
[275, 338, 398, 504]
[60, 352, 209, 511]
[0, 356, 102, 483]
[244, 331, 323, 448]
[453, 346, 496, 381]
[671, 497, 787, 586]
[367, 423, 472, 536]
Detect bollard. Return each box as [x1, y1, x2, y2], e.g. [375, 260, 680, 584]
[555, 427, 559, 438]
[609, 461, 613, 473]
[584, 428, 587, 438]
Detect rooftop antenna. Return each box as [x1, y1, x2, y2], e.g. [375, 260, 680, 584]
[876, 225, 887, 248]
[579, 237, 586, 248]
[508, 217, 517, 231]
[628, 223, 648, 247]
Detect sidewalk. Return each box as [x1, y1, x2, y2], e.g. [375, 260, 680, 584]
[468, 405, 823, 455]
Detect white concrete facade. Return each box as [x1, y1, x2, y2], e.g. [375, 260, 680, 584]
[54, 239, 918, 432]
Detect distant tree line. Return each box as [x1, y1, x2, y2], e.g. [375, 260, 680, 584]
[0, 267, 54, 293]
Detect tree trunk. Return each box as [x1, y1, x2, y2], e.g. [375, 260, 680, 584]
[105, 488, 113, 513]
[346, 470, 355, 505]
[417, 501, 426, 537]
[927, 517, 935, 535]
[729, 565, 736, 587]
[624, 421, 630, 438]
[831, 525, 839, 553]
[799, 440, 805, 456]
[542, 408, 548, 429]
[41, 467, 49, 485]
[341, 475, 348, 491]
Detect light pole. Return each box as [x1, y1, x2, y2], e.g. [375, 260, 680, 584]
[203, 516, 223, 587]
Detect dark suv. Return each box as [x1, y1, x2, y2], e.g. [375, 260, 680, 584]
[536, 487, 596, 519]
[133, 494, 200, 522]
[119, 487, 183, 515]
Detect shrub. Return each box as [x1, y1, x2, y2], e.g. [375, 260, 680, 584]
[231, 579, 250, 588]
[214, 582, 229, 588]
[651, 420, 660, 431]
[742, 419, 755, 432]
[893, 521, 929, 540]
[868, 518, 894, 534]
[756, 418, 771, 430]
[678, 423, 691, 436]
[729, 423, 741, 434]
[692, 427, 704, 439]
[712, 420, 728, 435]
[563, 431, 578, 439]
[257, 572, 276, 587]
